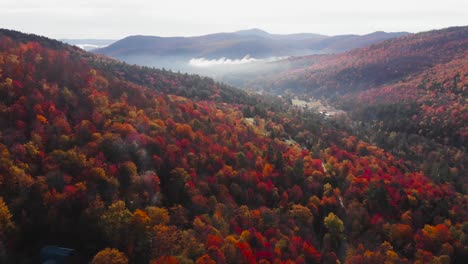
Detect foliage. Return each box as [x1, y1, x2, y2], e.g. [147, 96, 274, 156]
[92, 248, 129, 264]
[0, 28, 466, 263]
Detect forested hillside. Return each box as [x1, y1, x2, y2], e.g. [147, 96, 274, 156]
[0, 29, 467, 264]
[258, 26, 467, 96]
[249, 26, 467, 195]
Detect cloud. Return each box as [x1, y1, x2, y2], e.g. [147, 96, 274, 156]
[75, 44, 107, 50]
[189, 55, 286, 67]
[189, 55, 258, 67]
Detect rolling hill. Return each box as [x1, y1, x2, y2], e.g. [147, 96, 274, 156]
[94, 29, 408, 61]
[0, 28, 467, 264]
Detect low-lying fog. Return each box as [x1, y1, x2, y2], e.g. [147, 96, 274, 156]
[117, 55, 290, 88]
[188, 56, 289, 86]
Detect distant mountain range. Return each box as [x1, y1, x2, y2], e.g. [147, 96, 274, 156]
[94, 28, 408, 62]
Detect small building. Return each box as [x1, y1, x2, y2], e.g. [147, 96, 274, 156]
[40, 246, 75, 264]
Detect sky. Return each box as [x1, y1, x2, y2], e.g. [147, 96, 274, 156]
[2, 0, 468, 39]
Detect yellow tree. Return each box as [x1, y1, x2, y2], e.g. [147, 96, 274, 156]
[289, 204, 314, 225]
[146, 207, 170, 226]
[99, 201, 132, 247]
[323, 212, 344, 250]
[151, 224, 186, 258]
[0, 197, 15, 236]
[92, 248, 128, 264]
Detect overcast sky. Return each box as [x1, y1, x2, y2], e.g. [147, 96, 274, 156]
[2, 0, 468, 39]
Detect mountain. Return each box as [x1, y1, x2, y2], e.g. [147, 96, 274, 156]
[256, 26, 467, 95]
[234, 28, 326, 40]
[233, 28, 274, 38]
[0, 28, 467, 264]
[300, 31, 409, 53]
[94, 29, 408, 62]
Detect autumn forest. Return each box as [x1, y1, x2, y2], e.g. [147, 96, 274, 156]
[0, 26, 466, 264]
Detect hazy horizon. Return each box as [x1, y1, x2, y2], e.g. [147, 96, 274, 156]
[2, 0, 467, 39]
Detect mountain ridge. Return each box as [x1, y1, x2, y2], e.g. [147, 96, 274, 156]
[95, 29, 409, 60]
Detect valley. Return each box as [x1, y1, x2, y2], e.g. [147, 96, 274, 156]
[92, 29, 408, 86]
